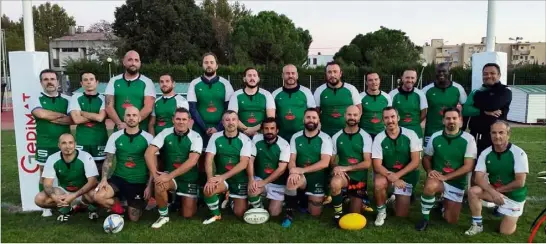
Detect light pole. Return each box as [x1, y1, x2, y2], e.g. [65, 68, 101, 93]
[106, 57, 112, 78]
[418, 62, 428, 89]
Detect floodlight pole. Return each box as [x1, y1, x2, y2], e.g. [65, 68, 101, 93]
[23, 0, 36, 51]
[485, 0, 496, 52]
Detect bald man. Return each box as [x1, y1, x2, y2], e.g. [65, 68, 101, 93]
[105, 50, 156, 132]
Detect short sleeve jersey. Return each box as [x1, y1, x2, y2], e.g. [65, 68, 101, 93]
[313, 83, 361, 136]
[290, 131, 333, 183]
[104, 129, 154, 184]
[228, 88, 275, 128]
[206, 131, 252, 184]
[422, 82, 467, 137]
[389, 88, 428, 138]
[271, 85, 316, 141]
[332, 128, 373, 182]
[475, 144, 529, 202]
[151, 94, 189, 134]
[359, 91, 392, 135]
[186, 76, 234, 129]
[251, 134, 291, 185]
[151, 128, 202, 183]
[30, 92, 71, 148]
[425, 130, 477, 190]
[68, 93, 108, 146]
[42, 150, 98, 192]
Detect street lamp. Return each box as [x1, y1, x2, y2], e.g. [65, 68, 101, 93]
[106, 57, 112, 78]
[418, 62, 428, 89]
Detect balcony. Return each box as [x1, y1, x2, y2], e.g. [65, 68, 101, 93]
[513, 50, 531, 55]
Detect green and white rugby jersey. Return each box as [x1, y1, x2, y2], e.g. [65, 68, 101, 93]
[104, 129, 154, 184]
[422, 82, 467, 138]
[425, 130, 477, 190]
[251, 134, 291, 185]
[42, 150, 98, 192]
[313, 83, 361, 137]
[228, 88, 275, 128]
[68, 92, 108, 147]
[388, 87, 428, 138]
[271, 85, 316, 141]
[206, 131, 252, 184]
[290, 130, 333, 184]
[332, 128, 373, 182]
[151, 127, 202, 183]
[359, 91, 392, 136]
[30, 92, 71, 148]
[151, 94, 189, 135]
[475, 144, 529, 202]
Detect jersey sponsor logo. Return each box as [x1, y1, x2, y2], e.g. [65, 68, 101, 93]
[66, 183, 79, 192]
[304, 159, 312, 168]
[284, 109, 295, 121]
[173, 157, 183, 169]
[85, 121, 96, 128]
[247, 113, 257, 124]
[403, 114, 412, 123]
[331, 108, 342, 118]
[122, 98, 133, 109]
[206, 101, 217, 113]
[157, 117, 167, 127]
[443, 161, 454, 173]
[225, 158, 234, 170]
[348, 158, 358, 165]
[264, 164, 274, 174]
[393, 161, 404, 170]
[493, 176, 504, 188]
[125, 157, 136, 168]
[371, 113, 380, 124]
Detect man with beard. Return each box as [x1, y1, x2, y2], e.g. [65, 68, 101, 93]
[272, 64, 316, 141]
[422, 63, 467, 146]
[389, 69, 428, 141]
[228, 68, 275, 137]
[359, 72, 392, 139]
[247, 117, 290, 216]
[30, 69, 73, 217]
[330, 105, 373, 224]
[145, 108, 202, 228]
[281, 108, 333, 228]
[372, 107, 422, 227]
[93, 106, 154, 222]
[416, 108, 477, 231]
[148, 74, 189, 136]
[202, 110, 252, 224]
[105, 50, 156, 131]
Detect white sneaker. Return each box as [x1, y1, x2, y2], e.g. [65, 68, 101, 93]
[151, 216, 170, 229]
[386, 195, 396, 205]
[42, 209, 52, 217]
[464, 224, 483, 236]
[374, 211, 387, 226]
[202, 215, 221, 225]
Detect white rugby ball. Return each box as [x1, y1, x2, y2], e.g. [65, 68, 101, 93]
[243, 208, 270, 224]
[103, 214, 124, 233]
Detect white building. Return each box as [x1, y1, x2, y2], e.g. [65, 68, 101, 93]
[306, 52, 334, 67]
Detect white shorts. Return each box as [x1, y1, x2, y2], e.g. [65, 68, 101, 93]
[497, 197, 525, 217]
[59, 187, 83, 206]
[393, 183, 413, 196]
[254, 177, 285, 201]
[443, 182, 465, 203]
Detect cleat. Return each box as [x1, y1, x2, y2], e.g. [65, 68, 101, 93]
[362, 205, 374, 212]
[151, 216, 170, 228]
[464, 224, 483, 236]
[202, 215, 221, 225]
[386, 195, 396, 206]
[42, 209, 53, 217]
[323, 195, 332, 205]
[56, 214, 69, 223]
[333, 213, 343, 227]
[281, 216, 293, 228]
[88, 212, 99, 220]
[415, 219, 429, 231]
[374, 211, 387, 227]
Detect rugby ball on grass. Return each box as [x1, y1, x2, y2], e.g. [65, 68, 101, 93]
[243, 208, 270, 224]
[103, 214, 124, 233]
[339, 213, 367, 230]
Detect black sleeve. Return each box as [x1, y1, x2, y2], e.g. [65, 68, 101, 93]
[499, 88, 512, 120]
[189, 102, 207, 131]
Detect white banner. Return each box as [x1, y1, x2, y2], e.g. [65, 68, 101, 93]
[8, 51, 50, 211]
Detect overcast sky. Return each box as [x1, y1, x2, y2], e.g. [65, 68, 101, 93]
[3, 0, 545, 55]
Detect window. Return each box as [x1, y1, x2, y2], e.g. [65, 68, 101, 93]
[313, 58, 317, 65]
[513, 55, 518, 60]
[61, 48, 78, 52]
[531, 56, 535, 59]
[524, 56, 528, 60]
[531, 46, 535, 49]
[520, 46, 524, 50]
[520, 56, 524, 59]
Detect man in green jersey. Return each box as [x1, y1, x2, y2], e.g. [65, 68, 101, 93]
[359, 72, 392, 139]
[422, 63, 467, 146]
[35, 133, 99, 222]
[105, 50, 156, 131]
[228, 67, 275, 138]
[148, 74, 189, 136]
[330, 105, 373, 224]
[389, 69, 428, 140]
[247, 117, 291, 216]
[94, 106, 154, 222]
[416, 108, 477, 231]
[272, 64, 316, 141]
[30, 69, 73, 217]
[465, 121, 529, 236]
[202, 110, 252, 224]
[69, 72, 108, 173]
[372, 106, 422, 227]
[145, 108, 202, 228]
[281, 108, 333, 228]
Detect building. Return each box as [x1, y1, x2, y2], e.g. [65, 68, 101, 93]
[422, 38, 546, 67]
[306, 52, 334, 67]
[49, 26, 117, 72]
[507, 85, 546, 124]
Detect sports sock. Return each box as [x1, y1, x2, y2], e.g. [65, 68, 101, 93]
[377, 204, 386, 214]
[59, 206, 70, 215]
[158, 206, 169, 217]
[39, 183, 44, 192]
[204, 194, 221, 216]
[421, 195, 435, 220]
[248, 195, 263, 209]
[472, 216, 483, 226]
[284, 189, 297, 218]
[87, 204, 97, 212]
[332, 193, 343, 214]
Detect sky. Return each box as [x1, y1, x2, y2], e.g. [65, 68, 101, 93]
[2, 0, 545, 55]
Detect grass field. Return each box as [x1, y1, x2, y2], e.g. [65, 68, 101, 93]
[2, 128, 545, 243]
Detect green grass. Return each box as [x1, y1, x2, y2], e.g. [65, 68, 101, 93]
[2, 128, 546, 242]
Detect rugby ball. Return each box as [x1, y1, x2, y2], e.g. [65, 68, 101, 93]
[338, 213, 367, 230]
[243, 208, 270, 224]
[103, 214, 124, 233]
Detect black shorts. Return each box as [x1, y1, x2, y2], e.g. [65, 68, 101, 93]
[109, 175, 146, 209]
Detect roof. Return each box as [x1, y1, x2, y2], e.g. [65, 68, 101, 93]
[510, 85, 546, 94]
[73, 82, 190, 96]
[53, 32, 117, 41]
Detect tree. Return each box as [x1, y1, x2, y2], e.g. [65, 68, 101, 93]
[1, 15, 24, 52]
[113, 0, 217, 64]
[88, 20, 113, 33]
[86, 20, 118, 62]
[230, 11, 313, 66]
[32, 2, 76, 51]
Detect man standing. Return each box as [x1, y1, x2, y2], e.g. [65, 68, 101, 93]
[145, 108, 202, 228]
[228, 68, 275, 137]
[247, 117, 290, 217]
[69, 72, 108, 173]
[389, 69, 428, 140]
[422, 63, 467, 146]
[416, 108, 477, 231]
[359, 72, 392, 139]
[148, 74, 189, 136]
[372, 107, 422, 227]
[330, 105, 373, 223]
[272, 64, 316, 141]
[105, 50, 156, 131]
[465, 121, 528, 236]
[30, 69, 72, 217]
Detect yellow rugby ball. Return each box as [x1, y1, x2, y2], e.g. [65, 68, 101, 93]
[338, 213, 367, 230]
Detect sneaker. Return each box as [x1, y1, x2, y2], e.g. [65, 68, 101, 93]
[151, 216, 170, 228]
[464, 224, 484, 236]
[386, 195, 396, 206]
[362, 204, 374, 212]
[202, 215, 221, 225]
[281, 216, 293, 228]
[333, 213, 343, 227]
[374, 211, 387, 226]
[415, 219, 429, 231]
[88, 212, 99, 220]
[221, 195, 230, 209]
[56, 214, 69, 223]
[42, 209, 53, 217]
[323, 195, 332, 205]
